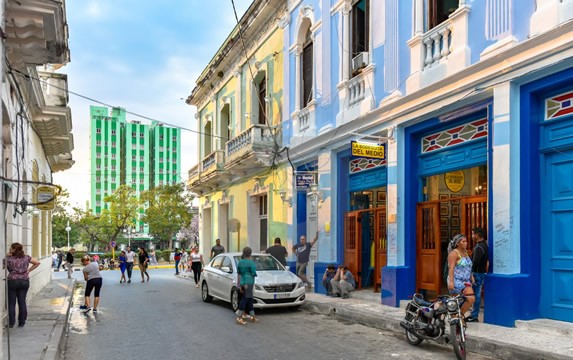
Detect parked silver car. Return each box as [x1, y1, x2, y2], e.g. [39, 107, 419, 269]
[200, 252, 305, 312]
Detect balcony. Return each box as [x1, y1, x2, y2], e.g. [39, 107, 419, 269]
[406, 4, 471, 93]
[336, 64, 376, 127]
[225, 124, 278, 169]
[290, 101, 317, 147]
[188, 150, 229, 195]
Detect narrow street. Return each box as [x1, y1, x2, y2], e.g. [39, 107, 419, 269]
[60, 269, 492, 360]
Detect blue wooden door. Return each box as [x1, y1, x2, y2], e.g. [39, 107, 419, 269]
[542, 150, 573, 322]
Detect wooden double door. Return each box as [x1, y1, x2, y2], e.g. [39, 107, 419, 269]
[416, 195, 487, 293]
[344, 206, 387, 291]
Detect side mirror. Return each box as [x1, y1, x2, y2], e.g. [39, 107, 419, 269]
[221, 266, 232, 273]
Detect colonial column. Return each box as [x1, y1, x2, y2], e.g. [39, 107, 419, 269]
[386, 130, 399, 267]
[342, 3, 351, 82]
[414, 0, 424, 36]
[294, 45, 302, 112]
[491, 81, 520, 274]
[233, 69, 242, 133]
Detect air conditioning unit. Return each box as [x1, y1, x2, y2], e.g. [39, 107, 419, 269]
[352, 52, 370, 72]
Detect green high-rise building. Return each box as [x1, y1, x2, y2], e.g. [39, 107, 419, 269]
[90, 105, 181, 239]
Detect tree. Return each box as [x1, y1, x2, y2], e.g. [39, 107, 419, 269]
[177, 214, 199, 249]
[51, 187, 80, 249]
[141, 183, 194, 249]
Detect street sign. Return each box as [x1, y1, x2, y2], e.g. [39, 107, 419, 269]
[35, 186, 55, 210]
[110, 241, 116, 247]
[296, 173, 317, 189]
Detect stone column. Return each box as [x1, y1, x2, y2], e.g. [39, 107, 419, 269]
[414, 0, 424, 36]
[294, 45, 302, 112]
[342, 3, 351, 82]
[386, 131, 399, 267]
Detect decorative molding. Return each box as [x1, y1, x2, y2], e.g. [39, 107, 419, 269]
[546, 91, 573, 121]
[421, 118, 488, 154]
[278, 13, 291, 29]
[350, 158, 387, 173]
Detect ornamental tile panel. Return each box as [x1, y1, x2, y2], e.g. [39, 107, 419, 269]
[546, 91, 573, 121]
[421, 118, 488, 154]
[350, 158, 387, 173]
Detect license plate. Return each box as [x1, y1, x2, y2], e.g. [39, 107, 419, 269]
[274, 293, 291, 299]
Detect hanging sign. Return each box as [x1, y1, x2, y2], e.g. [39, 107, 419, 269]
[351, 141, 386, 160]
[444, 170, 465, 193]
[35, 186, 55, 210]
[296, 173, 317, 189]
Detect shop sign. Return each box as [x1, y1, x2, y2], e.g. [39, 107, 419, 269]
[296, 173, 316, 189]
[35, 186, 55, 210]
[444, 170, 465, 193]
[351, 141, 386, 160]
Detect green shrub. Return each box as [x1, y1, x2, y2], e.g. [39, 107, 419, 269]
[161, 250, 172, 263]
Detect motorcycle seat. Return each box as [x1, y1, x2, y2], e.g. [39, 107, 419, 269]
[413, 294, 433, 307]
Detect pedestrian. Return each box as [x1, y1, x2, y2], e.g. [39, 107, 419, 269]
[190, 247, 204, 288]
[181, 248, 189, 273]
[150, 249, 158, 266]
[322, 264, 337, 296]
[174, 248, 182, 275]
[467, 227, 488, 323]
[118, 250, 127, 283]
[52, 252, 58, 268]
[80, 255, 103, 313]
[330, 265, 356, 299]
[125, 246, 136, 283]
[138, 247, 150, 282]
[3, 242, 40, 327]
[292, 231, 319, 287]
[210, 239, 225, 259]
[446, 234, 476, 319]
[235, 246, 257, 325]
[65, 248, 76, 279]
[264, 237, 288, 266]
[57, 250, 64, 270]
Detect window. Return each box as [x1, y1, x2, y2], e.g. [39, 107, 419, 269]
[140, 156, 144, 161]
[96, 153, 101, 159]
[111, 142, 116, 147]
[302, 30, 313, 108]
[172, 136, 177, 141]
[257, 75, 267, 125]
[132, 132, 137, 137]
[351, 0, 370, 73]
[111, 130, 116, 135]
[132, 144, 137, 149]
[132, 155, 136, 161]
[111, 165, 116, 171]
[111, 153, 116, 159]
[96, 176, 101, 181]
[96, 128, 101, 134]
[96, 164, 101, 170]
[140, 167, 144, 172]
[429, 0, 458, 29]
[96, 140, 101, 146]
[139, 178, 144, 184]
[259, 194, 268, 251]
[140, 144, 144, 150]
[159, 135, 164, 140]
[140, 133, 144, 138]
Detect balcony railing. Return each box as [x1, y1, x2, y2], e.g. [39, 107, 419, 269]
[348, 75, 366, 107]
[226, 124, 276, 164]
[201, 150, 225, 174]
[299, 107, 311, 131]
[422, 22, 451, 69]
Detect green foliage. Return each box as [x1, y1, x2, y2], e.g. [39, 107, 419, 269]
[140, 184, 194, 249]
[161, 249, 172, 263]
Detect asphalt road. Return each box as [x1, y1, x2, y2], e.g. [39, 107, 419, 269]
[60, 268, 492, 360]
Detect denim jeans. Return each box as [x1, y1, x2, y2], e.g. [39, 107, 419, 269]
[175, 260, 180, 274]
[471, 272, 486, 319]
[126, 262, 134, 279]
[8, 279, 30, 326]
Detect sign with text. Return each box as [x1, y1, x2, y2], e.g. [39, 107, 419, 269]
[35, 186, 55, 210]
[296, 173, 317, 189]
[351, 141, 386, 160]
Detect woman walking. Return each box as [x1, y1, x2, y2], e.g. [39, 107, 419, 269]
[235, 247, 257, 325]
[138, 247, 150, 282]
[446, 234, 476, 318]
[3, 243, 40, 327]
[190, 247, 204, 287]
[80, 255, 103, 313]
[118, 250, 127, 283]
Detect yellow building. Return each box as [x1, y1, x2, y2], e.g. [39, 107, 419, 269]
[187, 0, 290, 259]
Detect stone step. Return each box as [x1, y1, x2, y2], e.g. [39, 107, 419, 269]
[515, 318, 573, 337]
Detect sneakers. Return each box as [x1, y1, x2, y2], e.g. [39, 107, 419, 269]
[466, 316, 479, 323]
[83, 307, 92, 313]
[341, 294, 350, 299]
[79, 305, 88, 310]
[235, 317, 247, 325]
[128, 279, 131, 283]
[93, 309, 98, 313]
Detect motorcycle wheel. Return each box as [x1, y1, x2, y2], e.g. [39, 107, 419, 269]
[450, 322, 466, 360]
[405, 315, 424, 346]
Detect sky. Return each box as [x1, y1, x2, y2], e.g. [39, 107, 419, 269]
[53, 0, 252, 208]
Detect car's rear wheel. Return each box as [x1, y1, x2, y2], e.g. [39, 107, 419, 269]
[201, 282, 213, 303]
[231, 288, 240, 312]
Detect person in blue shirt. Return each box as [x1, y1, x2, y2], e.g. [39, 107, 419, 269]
[322, 264, 337, 296]
[330, 265, 356, 299]
[235, 247, 257, 325]
[118, 251, 127, 284]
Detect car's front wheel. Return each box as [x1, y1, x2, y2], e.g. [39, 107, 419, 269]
[231, 288, 240, 312]
[201, 282, 213, 303]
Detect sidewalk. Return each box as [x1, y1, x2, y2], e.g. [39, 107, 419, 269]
[1, 278, 75, 360]
[302, 291, 573, 360]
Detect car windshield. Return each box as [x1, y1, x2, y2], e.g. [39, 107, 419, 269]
[233, 255, 285, 271]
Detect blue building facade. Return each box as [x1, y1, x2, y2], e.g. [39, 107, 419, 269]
[281, 0, 573, 326]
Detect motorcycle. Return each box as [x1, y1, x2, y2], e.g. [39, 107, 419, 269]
[400, 291, 468, 360]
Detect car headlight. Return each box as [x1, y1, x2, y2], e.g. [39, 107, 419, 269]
[255, 284, 265, 291]
[295, 281, 304, 289]
[446, 299, 458, 312]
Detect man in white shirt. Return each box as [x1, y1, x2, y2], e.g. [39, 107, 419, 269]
[125, 246, 136, 283]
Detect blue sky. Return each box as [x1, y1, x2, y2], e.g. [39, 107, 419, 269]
[53, 0, 252, 208]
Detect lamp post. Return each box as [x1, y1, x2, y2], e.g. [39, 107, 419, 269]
[124, 227, 136, 247]
[65, 221, 71, 250]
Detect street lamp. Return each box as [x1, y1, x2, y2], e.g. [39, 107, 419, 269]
[123, 227, 136, 247]
[65, 221, 71, 250]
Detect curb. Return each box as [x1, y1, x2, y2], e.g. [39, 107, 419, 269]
[48, 279, 75, 360]
[302, 299, 572, 360]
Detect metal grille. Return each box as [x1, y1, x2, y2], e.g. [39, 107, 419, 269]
[263, 283, 297, 293]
